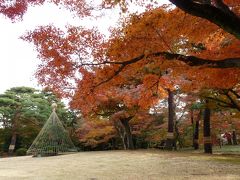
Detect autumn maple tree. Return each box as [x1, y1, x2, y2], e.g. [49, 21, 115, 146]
[20, 2, 240, 153]
[2, 0, 240, 153]
[69, 66, 166, 149]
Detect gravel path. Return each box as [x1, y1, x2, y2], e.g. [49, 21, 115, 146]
[0, 150, 240, 180]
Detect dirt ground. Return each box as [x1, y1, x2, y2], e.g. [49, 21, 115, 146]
[0, 150, 240, 180]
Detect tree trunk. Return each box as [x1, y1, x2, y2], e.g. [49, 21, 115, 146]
[8, 132, 17, 154]
[232, 130, 238, 145]
[113, 120, 127, 150]
[190, 109, 194, 147]
[120, 119, 134, 150]
[165, 89, 175, 150]
[8, 110, 20, 155]
[193, 110, 201, 150]
[123, 133, 128, 149]
[119, 131, 127, 150]
[174, 121, 183, 149]
[203, 101, 212, 154]
[8, 121, 17, 154]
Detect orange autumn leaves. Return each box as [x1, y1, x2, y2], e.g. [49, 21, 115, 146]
[105, 7, 240, 90]
[23, 25, 104, 96]
[0, 0, 92, 20]
[0, 0, 45, 20]
[23, 5, 240, 115]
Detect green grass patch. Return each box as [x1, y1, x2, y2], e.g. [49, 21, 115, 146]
[213, 145, 240, 154]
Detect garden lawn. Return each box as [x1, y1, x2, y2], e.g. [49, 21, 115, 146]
[0, 150, 240, 180]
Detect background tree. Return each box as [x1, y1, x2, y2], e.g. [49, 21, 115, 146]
[0, 87, 74, 154]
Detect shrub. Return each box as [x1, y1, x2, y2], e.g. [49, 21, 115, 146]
[16, 148, 27, 156]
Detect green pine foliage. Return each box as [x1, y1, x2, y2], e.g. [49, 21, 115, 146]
[0, 87, 76, 154]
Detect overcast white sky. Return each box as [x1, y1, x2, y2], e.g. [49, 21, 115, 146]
[0, 3, 77, 93]
[0, 1, 169, 94]
[0, 2, 118, 94]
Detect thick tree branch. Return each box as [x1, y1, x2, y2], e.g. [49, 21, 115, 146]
[151, 52, 240, 68]
[89, 52, 240, 87]
[79, 52, 240, 69]
[169, 0, 240, 39]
